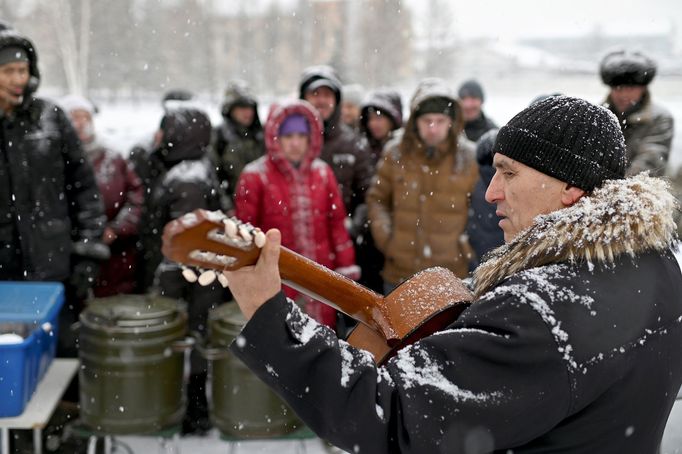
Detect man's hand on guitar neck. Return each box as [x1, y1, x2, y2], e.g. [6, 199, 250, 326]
[224, 228, 283, 320]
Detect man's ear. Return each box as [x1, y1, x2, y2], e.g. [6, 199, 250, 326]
[560, 184, 585, 207]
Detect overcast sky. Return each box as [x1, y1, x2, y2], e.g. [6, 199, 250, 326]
[406, 0, 681, 41]
[255, 0, 681, 43]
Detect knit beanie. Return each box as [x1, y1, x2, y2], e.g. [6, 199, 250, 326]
[492, 95, 626, 191]
[279, 114, 310, 136]
[458, 79, 485, 102]
[60, 94, 96, 116]
[415, 96, 456, 120]
[0, 46, 28, 66]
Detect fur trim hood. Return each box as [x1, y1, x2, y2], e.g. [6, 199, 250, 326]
[473, 174, 678, 297]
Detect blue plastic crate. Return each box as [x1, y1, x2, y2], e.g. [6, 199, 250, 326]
[0, 326, 39, 417]
[0, 282, 64, 417]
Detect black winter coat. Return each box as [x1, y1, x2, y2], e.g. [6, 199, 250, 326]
[299, 65, 374, 216]
[231, 174, 682, 453]
[211, 116, 264, 199]
[0, 98, 106, 281]
[143, 107, 224, 285]
[464, 111, 497, 142]
[319, 114, 374, 217]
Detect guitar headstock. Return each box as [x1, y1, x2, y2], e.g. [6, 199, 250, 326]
[162, 209, 266, 286]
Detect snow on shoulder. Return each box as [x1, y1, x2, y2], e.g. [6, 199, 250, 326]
[391, 343, 504, 404]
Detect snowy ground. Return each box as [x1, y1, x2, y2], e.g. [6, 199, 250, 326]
[115, 431, 334, 454]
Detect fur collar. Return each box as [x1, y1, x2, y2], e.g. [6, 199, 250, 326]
[473, 174, 678, 297]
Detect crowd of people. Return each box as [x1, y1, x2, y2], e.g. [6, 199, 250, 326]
[0, 18, 680, 452]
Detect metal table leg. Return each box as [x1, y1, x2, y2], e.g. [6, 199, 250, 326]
[33, 428, 42, 454]
[1, 427, 9, 454]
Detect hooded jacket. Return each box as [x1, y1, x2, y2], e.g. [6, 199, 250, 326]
[0, 28, 106, 281]
[235, 100, 358, 326]
[299, 66, 374, 216]
[143, 106, 223, 283]
[603, 90, 674, 177]
[359, 88, 403, 166]
[367, 78, 479, 284]
[232, 173, 682, 454]
[212, 81, 265, 198]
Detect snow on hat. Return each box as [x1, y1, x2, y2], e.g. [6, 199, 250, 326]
[299, 65, 343, 103]
[342, 84, 364, 105]
[60, 94, 96, 116]
[600, 49, 657, 86]
[279, 114, 310, 136]
[493, 95, 626, 191]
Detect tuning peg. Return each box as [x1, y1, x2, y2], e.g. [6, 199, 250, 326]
[224, 218, 239, 238]
[182, 267, 198, 283]
[254, 229, 266, 248]
[217, 273, 229, 288]
[198, 270, 217, 286]
[239, 225, 253, 242]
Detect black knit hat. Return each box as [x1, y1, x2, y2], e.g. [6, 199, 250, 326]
[458, 79, 485, 102]
[493, 95, 626, 191]
[415, 96, 456, 120]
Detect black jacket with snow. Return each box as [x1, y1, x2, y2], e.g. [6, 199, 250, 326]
[0, 97, 107, 281]
[231, 174, 682, 453]
[141, 107, 224, 289]
[0, 28, 106, 281]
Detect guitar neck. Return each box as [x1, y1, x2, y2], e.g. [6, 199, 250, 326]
[161, 211, 386, 332]
[278, 248, 384, 329]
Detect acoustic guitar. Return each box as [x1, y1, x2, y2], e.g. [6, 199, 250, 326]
[161, 209, 473, 365]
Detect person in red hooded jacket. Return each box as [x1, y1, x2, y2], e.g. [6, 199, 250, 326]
[234, 99, 359, 329]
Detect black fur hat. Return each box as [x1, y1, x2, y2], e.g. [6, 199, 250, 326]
[600, 49, 657, 87]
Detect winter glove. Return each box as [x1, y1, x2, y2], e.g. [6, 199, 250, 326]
[70, 259, 100, 300]
[348, 204, 369, 240]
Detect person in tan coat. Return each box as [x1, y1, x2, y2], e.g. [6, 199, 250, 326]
[367, 78, 479, 293]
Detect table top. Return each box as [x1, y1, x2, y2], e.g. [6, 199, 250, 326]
[0, 358, 79, 429]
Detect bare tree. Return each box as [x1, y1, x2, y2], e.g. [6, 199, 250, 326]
[46, 0, 90, 94]
[421, 0, 457, 79]
[358, 0, 413, 87]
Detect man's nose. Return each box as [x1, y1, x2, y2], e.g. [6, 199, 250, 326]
[485, 172, 501, 204]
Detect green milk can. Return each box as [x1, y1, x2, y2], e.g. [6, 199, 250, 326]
[78, 295, 191, 434]
[204, 303, 301, 438]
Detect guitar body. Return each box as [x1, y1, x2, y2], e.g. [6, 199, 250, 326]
[347, 267, 471, 364]
[162, 209, 473, 365]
